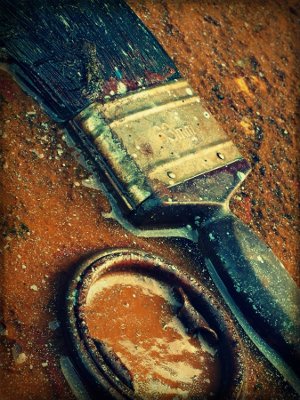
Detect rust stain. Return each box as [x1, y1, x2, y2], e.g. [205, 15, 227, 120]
[140, 142, 154, 157]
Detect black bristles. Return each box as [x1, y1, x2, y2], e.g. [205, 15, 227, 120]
[0, 0, 180, 121]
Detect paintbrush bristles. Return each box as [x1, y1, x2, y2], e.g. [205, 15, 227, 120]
[0, 0, 180, 121]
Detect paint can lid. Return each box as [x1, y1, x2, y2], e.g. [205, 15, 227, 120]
[64, 249, 245, 399]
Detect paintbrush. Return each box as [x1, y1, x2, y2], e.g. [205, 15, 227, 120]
[0, 0, 299, 386]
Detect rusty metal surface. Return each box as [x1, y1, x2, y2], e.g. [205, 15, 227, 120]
[0, 1, 299, 399]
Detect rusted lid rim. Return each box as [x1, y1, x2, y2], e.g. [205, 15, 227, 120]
[64, 249, 245, 399]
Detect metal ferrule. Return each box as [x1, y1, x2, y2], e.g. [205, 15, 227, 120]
[73, 79, 245, 211]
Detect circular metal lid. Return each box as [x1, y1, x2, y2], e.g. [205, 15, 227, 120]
[64, 249, 245, 399]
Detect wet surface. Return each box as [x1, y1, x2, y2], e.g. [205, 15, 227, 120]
[0, 1, 299, 399]
[84, 273, 222, 399]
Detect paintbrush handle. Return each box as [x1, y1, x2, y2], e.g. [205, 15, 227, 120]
[198, 211, 300, 373]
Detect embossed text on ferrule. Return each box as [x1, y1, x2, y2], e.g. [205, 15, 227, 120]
[75, 79, 245, 208]
[154, 123, 199, 142]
